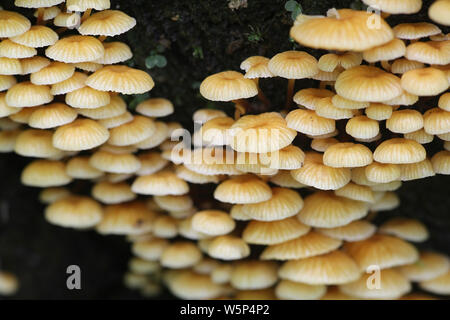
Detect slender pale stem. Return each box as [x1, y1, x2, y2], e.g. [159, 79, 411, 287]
[319, 81, 326, 89]
[98, 35, 107, 42]
[36, 8, 45, 24]
[81, 8, 92, 22]
[381, 60, 391, 72]
[232, 99, 248, 120]
[253, 79, 270, 107]
[286, 78, 295, 109]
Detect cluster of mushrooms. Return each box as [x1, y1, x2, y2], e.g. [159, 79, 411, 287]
[1, 0, 450, 300]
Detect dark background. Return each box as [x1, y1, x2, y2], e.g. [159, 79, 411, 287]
[0, 0, 449, 299]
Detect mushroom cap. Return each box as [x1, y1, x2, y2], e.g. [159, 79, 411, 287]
[318, 52, 362, 72]
[175, 164, 219, 184]
[73, 61, 102, 72]
[202, 116, 234, 147]
[46, 35, 104, 63]
[92, 181, 136, 204]
[131, 170, 189, 196]
[393, 22, 441, 40]
[317, 220, 376, 242]
[391, 58, 424, 74]
[65, 86, 110, 109]
[243, 217, 310, 245]
[401, 67, 449, 96]
[269, 170, 305, 189]
[345, 234, 419, 271]
[363, 39, 406, 63]
[95, 41, 132, 64]
[365, 162, 401, 183]
[66, 0, 111, 11]
[240, 56, 274, 79]
[31, 62, 75, 85]
[230, 261, 278, 290]
[229, 112, 296, 153]
[275, 280, 326, 300]
[89, 150, 140, 174]
[208, 235, 250, 261]
[28, 102, 77, 129]
[167, 270, 223, 300]
[279, 250, 361, 285]
[268, 51, 318, 79]
[0, 129, 21, 153]
[183, 147, 242, 176]
[291, 152, 351, 190]
[323, 143, 373, 168]
[98, 111, 133, 129]
[346, 115, 380, 140]
[380, 217, 429, 242]
[260, 145, 305, 170]
[0, 10, 31, 38]
[20, 56, 51, 75]
[339, 268, 411, 300]
[335, 66, 402, 102]
[316, 97, 355, 120]
[14, 129, 64, 159]
[290, 9, 394, 51]
[10, 25, 58, 48]
[332, 94, 369, 110]
[293, 88, 334, 110]
[39, 187, 71, 204]
[132, 238, 169, 261]
[96, 201, 157, 236]
[439, 92, 450, 111]
[400, 251, 450, 282]
[261, 231, 342, 260]
[134, 121, 169, 150]
[53, 118, 109, 151]
[78, 10, 136, 36]
[153, 195, 192, 212]
[45, 195, 102, 229]
[365, 103, 393, 121]
[0, 93, 21, 117]
[54, 12, 81, 28]
[200, 71, 258, 101]
[370, 191, 401, 211]
[0, 75, 16, 91]
[136, 98, 173, 118]
[136, 152, 168, 176]
[362, 0, 422, 14]
[373, 138, 426, 164]
[405, 41, 450, 65]
[431, 150, 450, 174]
[429, 0, 450, 26]
[66, 156, 103, 179]
[0, 57, 23, 75]
[108, 115, 156, 146]
[214, 174, 272, 204]
[191, 210, 235, 236]
[423, 108, 450, 135]
[386, 109, 424, 134]
[404, 128, 434, 144]
[15, 0, 64, 7]
[21, 160, 72, 187]
[286, 109, 335, 136]
[6, 81, 53, 107]
[77, 95, 126, 120]
[311, 137, 339, 153]
[335, 182, 375, 203]
[33, 6, 61, 21]
[0, 39, 36, 59]
[400, 159, 435, 181]
[193, 108, 227, 124]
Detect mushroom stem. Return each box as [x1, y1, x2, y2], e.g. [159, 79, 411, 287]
[381, 60, 391, 72]
[56, 27, 67, 34]
[36, 8, 45, 25]
[253, 79, 270, 108]
[286, 78, 295, 109]
[81, 8, 92, 22]
[319, 81, 326, 89]
[98, 36, 107, 42]
[232, 99, 249, 120]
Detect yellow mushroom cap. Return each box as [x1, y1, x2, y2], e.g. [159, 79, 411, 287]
[39, 187, 71, 204]
[275, 280, 326, 300]
[419, 270, 450, 295]
[332, 94, 369, 110]
[339, 268, 411, 300]
[200, 71, 258, 101]
[431, 150, 450, 174]
[429, 0, 450, 26]
[160, 241, 203, 269]
[89, 150, 140, 174]
[0, 39, 36, 59]
[167, 270, 223, 300]
[136, 98, 174, 118]
[9, 106, 38, 124]
[318, 52, 362, 72]
[6, 81, 52, 107]
[211, 264, 232, 284]
[323, 142, 373, 168]
[243, 217, 310, 245]
[391, 58, 425, 75]
[207, 235, 250, 260]
[268, 51, 318, 79]
[45, 35, 104, 64]
[0, 129, 21, 153]
[14, 129, 64, 159]
[214, 174, 272, 204]
[261, 231, 343, 261]
[0, 10, 31, 38]
[21, 159, 72, 187]
[370, 191, 401, 211]
[96, 201, 157, 235]
[373, 138, 426, 164]
[439, 92, 450, 111]
[365, 103, 393, 121]
[335, 182, 375, 203]
[30, 61, 75, 86]
[66, 0, 111, 11]
[394, 22, 441, 40]
[386, 109, 424, 134]
[45, 195, 102, 229]
[336, 66, 402, 102]
[230, 261, 278, 290]
[33, 6, 60, 21]
[286, 109, 335, 136]
[108, 115, 156, 146]
[66, 156, 103, 179]
[86, 65, 154, 95]
[317, 220, 376, 242]
[15, 0, 64, 7]
[380, 217, 429, 242]
[76, 95, 126, 120]
[363, 39, 406, 63]
[98, 111, 133, 129]
[53, 118, 109, 151]
[49, 72, 85, 95]
[0, 93, 21, 117]
[362, 0, 422, 14]
[400, 251, 450, 282]
[423, 108, 450, 135]
[131, 238, 169, 261]
[192, 108, 227, 124]
[95, 41, 132, 64]
[404, 128, 434, 144]
[406, 41, 450, 65]
[401, 67, 449, 96]
[137, 152, 168, 176]
[191, 210, 235, 236]
[91, 181, 136, 204]
[269, 169, 305, 188]
[11, 25, 57, 49]
[293, 88, 334, 110]
[78, 10, 136, 36]
[290, 9, 393, 51]
[311, 137, 339, 152]
[400, 159, 435, 181]
[279, 250, 361, 285]
[131, 170, 189, 196]
[346, 115, 380, 140]
[365, 162, 401, 183]
[27, 103, 77, 129]
[183, 147, 242, 176]
[345, 234, 419, 271]
[0, 75, 16, 91]
[315, 97, 355, 120]
[0, 57, 22, 75]
[175, 164, 219, 184]
[73, 61, 102, 72]
[291, 152, 351, 190]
